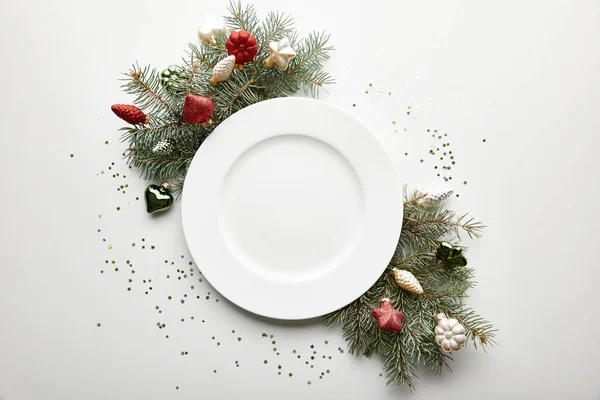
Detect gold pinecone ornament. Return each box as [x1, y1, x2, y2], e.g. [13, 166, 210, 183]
[210, 55, 236, 85]
[392, 268, 423, 294]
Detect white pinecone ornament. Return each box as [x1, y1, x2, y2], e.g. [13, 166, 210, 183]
[417, 189, 454, 208]
[392, 268, 423, 294]
[210, 55, 235, 86]
[434, 313, 467, 352]
[152, 139, 175, 156]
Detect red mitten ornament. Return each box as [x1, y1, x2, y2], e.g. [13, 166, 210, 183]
[226, 30, 258, 66]
[111, 104, 148, 124]
[371, 298, 405, 333]
[183, 94, 214, 126]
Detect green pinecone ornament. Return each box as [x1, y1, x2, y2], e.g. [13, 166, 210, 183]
[160, 65, 185, 94]
[144, 183, 174, 214]
[435, 242, 467, 267]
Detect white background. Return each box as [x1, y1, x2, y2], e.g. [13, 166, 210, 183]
[1, 0, 599, 399]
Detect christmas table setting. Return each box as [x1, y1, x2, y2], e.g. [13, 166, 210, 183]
[1, 0, 599, 399]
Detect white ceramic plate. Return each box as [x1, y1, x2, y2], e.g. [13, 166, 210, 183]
[182, 98, 402, 320]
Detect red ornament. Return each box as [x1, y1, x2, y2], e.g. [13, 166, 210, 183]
[371, 298, 405, 333]
[226, 30, 258, 65]
[111, 104, 148, 124]
[183, 94, 214, 126]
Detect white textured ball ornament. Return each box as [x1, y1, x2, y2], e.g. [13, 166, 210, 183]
[392, 269, 423, 294]
[198, 20, 227, 45]
[210, 55, 236, 86]
[417, 189, 454, 208]
[434, 313, 466, 352]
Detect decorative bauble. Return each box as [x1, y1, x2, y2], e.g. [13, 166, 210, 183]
[111, 104, 148, 124]
[392, 269, 423, 294]
[225, 30, 258, 66]
[182, 94, 214, 126]
[152, 138, 175, 156]
[417, 189, 454, 208]
[160, 65, 185, 94]
[198, 20, 227, 45]
[371, 298, 404, 333]
[434, 313, 466, 352]
[144, 183, 174, 214]
[210, 55, 235, 86]
[264, 37, 296, 70]
[435, 242, 468, 267]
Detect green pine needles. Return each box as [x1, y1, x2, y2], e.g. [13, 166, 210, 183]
[117, 1, 333, 195]
[323, 190, 496, 389]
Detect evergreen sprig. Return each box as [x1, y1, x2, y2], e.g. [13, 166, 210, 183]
[323, 190, 496, 389]
[117, 1, 333, 193]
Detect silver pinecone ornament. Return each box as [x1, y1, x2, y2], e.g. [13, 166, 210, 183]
[152, 139, 175, 156]
[434, 313, 467, 352]
[392, 268, 423, 294]
[417, 189, 454, 208]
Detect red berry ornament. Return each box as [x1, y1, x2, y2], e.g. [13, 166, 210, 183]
[183, 94, 214, 126]
[111, 104, 148, 124]
[226, 30, 258, 66]
[371, 298, 405, 333]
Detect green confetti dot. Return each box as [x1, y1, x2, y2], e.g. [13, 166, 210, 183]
[196, 295, 200, 299]
[136, 197, 139, 200]
[108, 245, 112, 250]
[392, 121, 396, 125]
[263, 360, 268, 365]
[427, 129, 430, 132]
[289, 373, 293, 377]
[405, 152, 408, 156]
[127, 287, 131, 291]
[104, 141, 109, 145]
[352, 103, 356, 107]
[168, 296, 172, 300]
[237, 337, 242, 342]
[114, 268, 119, 272]
[365, 90, 368, 94]
[483, 139, 486, 142]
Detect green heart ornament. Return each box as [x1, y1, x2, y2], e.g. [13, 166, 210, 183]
[144, 183, 174, 214]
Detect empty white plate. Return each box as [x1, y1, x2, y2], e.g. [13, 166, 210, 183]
[182, 98, 402, 319]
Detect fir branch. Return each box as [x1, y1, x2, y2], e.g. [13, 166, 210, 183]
[225, 0, 260, 33]
[122, 65, 178, 118]
[323, 188, 494, 389]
